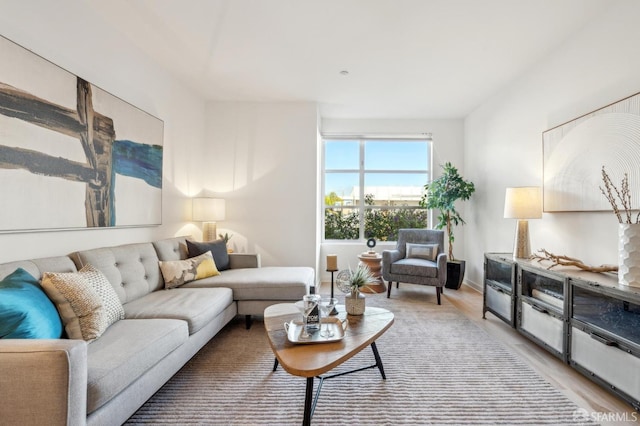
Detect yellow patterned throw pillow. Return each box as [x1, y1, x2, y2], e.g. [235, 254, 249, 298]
[159, 251, 220, 289]
[41, 270, 109, 342]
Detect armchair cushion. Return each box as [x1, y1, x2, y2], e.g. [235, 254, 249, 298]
[390, 258, 439, 278]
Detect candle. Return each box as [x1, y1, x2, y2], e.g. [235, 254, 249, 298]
[327, 254, 338, 271]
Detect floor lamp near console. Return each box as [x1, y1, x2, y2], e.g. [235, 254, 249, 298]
[504, 187, 542, 259]
[192, 198, 226, 242]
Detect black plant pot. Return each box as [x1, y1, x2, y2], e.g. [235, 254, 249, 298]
[445, 260, 466, 290]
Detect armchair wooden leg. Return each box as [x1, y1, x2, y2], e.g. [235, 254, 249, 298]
[387, 281, 392, 298]
[436, 287, 442, 305]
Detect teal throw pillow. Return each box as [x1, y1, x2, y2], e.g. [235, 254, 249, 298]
[0, 268, 63, 339]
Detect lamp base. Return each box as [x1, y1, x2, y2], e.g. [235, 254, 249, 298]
[203, 222, 218, 242]
[513, 219, 531, 259]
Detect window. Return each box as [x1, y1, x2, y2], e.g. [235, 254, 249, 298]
[323, 137, 431, 242]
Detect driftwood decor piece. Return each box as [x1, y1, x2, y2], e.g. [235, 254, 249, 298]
[0, 35, 163, 232]
[532, 249, 618, 273]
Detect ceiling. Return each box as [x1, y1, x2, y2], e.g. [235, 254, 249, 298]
[92, 0, 617, 119]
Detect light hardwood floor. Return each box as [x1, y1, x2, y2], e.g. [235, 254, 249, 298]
[319, 282, 640, 425]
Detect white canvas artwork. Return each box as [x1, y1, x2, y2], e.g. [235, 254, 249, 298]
[543, 93, 640, 212]
[0, 35, 163, 232]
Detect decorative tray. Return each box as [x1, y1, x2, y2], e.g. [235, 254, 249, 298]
[284, 317, 347, 344]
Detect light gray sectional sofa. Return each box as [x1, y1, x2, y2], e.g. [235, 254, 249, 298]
[0, 236, 314, 426]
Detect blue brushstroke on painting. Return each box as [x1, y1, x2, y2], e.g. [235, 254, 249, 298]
[112, 140, 163, 187]
[108, 139, 163, 226]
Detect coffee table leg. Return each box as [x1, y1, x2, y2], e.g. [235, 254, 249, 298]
[370, 342, 386, 379]
[303, 377, 314, 426]
[273, 357, 279, 372]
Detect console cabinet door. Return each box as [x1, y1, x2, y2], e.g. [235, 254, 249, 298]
[483, 254, 515, 327]
[485, 284, 512, 323]
[571, 326, 640, 408]
[521, 302, 564, 354]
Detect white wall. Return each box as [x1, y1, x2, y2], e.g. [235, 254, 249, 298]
[319, 118, 465, 281]
[204, 102, 319, 270]
[464, 0, 640, 289]
[0, 1, 206, 262]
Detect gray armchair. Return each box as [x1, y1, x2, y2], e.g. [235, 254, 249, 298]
[382, 229, 447, 305]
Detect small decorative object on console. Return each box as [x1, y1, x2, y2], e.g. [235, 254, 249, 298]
[600, 166, 640, 287]
[532, 249, 618, 273]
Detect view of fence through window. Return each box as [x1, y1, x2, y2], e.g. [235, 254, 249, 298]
[323, 137, 431, 241]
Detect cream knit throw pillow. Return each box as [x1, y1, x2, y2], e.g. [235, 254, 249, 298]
[42, 268, 111, 342]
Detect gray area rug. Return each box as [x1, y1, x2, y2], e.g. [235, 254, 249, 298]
[125, 287, 596, 425]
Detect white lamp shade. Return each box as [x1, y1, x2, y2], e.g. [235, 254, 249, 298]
[504, 187, 542, 219]
[192, 198, 226, 221]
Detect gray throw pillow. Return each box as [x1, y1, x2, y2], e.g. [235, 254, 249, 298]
[405, 243, 439, 261]
[186, 239, 230, 271]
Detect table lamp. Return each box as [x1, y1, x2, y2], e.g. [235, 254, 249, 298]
[504, 187, 542, 259]
[192, 198, 226, 242]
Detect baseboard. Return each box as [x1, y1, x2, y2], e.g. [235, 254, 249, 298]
[463, 279, 482, 293]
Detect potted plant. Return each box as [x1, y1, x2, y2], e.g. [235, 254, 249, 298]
[336, 265, 377, 315]
[419, 162, 475, 289]
[219, 232, 233, 253]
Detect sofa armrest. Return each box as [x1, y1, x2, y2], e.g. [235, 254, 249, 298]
[229, 253, 261, 269]
[0, 339, 88, 425]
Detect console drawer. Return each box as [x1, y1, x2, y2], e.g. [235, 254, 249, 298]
[571, 326, 640, 405]
[520, 302, 564, 353]
[486, 284, 512, 323]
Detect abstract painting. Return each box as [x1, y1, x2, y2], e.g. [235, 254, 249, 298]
[0, 35, 163, 231]
[543, 92, 640, 212]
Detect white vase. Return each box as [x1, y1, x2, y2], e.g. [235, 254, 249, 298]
[618, 223, 640, 287]
[345, 291, 366, 315]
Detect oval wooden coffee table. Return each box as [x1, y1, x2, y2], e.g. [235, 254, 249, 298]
[264, 303, 394, 425]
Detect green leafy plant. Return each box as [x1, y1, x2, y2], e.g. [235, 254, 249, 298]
[218, 232, 233, 244]
[419, 162, 475, 261]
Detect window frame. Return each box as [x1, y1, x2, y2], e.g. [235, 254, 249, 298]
[321, 135, 432, 242]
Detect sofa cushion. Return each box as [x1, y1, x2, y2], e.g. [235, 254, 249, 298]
[152, 236, 189, 262]
[390, 258, 439, 278]
[86, 318, 188, 414]
[0, 268, 63, 339]
[71, 242, 163, 304]
[158, 251, 220, 289]
[182, 266, 313, 301]
[0, 256, 78, 281]
[41, 269, 109, 342]
[123, 287, 233, 335]
[186, 239, 230, 271]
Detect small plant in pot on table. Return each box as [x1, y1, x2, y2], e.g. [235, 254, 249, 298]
[336, 265, 377, 315]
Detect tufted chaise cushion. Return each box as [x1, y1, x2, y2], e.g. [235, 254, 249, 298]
[70, 243, 163, 305]
[152, 237, 189, 262]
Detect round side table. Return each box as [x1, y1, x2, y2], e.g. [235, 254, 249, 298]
[358, 252, 386, 294]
